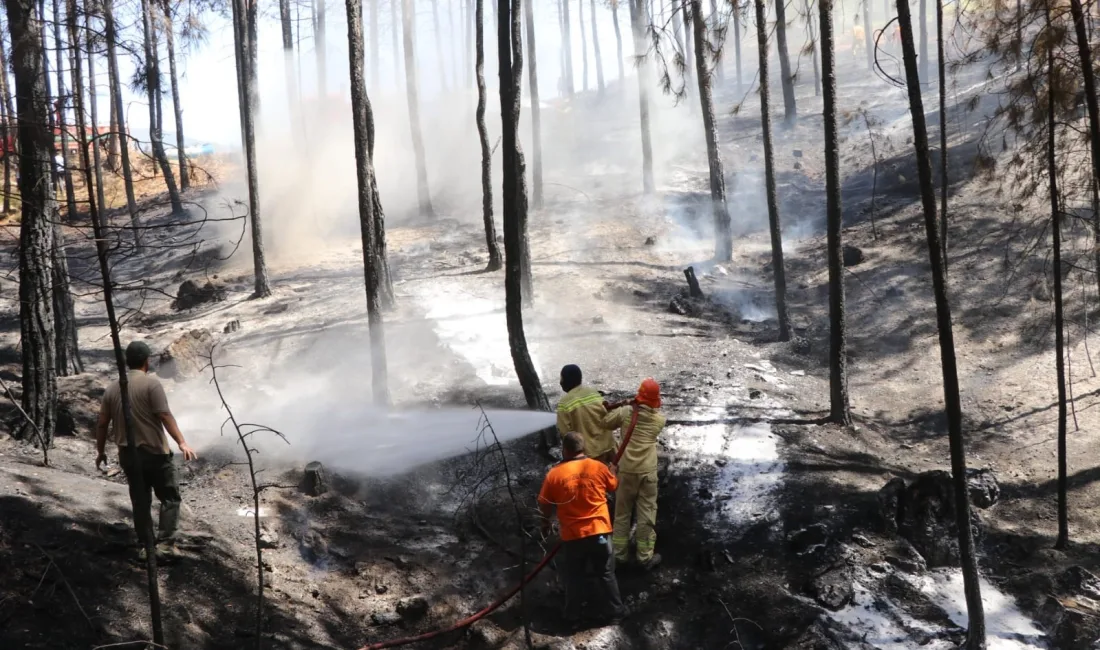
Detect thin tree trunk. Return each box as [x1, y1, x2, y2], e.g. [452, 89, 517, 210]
[612, 0, 624, 80]
[316, 0, 327, 97]
[499, 0, 550, 414]
[105, 69, 118, 171]
[862, 0, 872, 70]
[104, 0, 139, 244]
[579, 0, 588, 90]
[897, 0, 986, 644]
[756, 0, 791, 341]
[477, 0, 502, 270]
[562, 0, 574, 94]
[86, 15, 106, 217]
[54, 0, 82, 377]
[733, 0, 742, 92]
[139, 0, 183, 213]
[402, 0, 436, 216]
[776, 0, 797, 124]
[0, 32, 11, 215]
[162, 4, 188, 191]
[345, 0, 391, 404]
[807, 0, 821, 96]
[918, 0, 926, 82]
[692, 0, 731, 261]
[591, 0, 604, 93]
[9, 0, 59, 458]
[281, 0, 301, 139]
[431, 0, 449, 91]
[937, 0, 946, 272]
[1068, 0, 1100, 329]
[525, 0, 543, 207]
[51, 0, 77, 221]
[682, 0, 692, 90]
[821, 0, 849, 424]
[629, 0, 654, 192]
[709, 0, 723, 81]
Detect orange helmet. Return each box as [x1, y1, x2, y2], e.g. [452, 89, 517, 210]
[636, 378, 661, 409]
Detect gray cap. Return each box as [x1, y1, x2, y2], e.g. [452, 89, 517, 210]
[125, 341, 152, 368]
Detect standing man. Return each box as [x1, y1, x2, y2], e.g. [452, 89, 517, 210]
[603, 378, 666, 569]
[539, 431, 626, 627]
[95, 341, 197, 557]
[556, 364, 616, 462]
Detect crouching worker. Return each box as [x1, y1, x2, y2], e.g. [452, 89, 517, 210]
[603, 378, 666, 569]
[538, 432, 627, 626]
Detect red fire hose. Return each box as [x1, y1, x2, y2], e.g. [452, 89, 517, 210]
[358, 403, 641, 650]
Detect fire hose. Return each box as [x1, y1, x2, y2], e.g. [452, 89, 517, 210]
[358, 403, 642, 650]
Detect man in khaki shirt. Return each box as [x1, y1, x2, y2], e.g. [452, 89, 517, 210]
[556, 364, 616, 462]
[96, 341, 196, 555]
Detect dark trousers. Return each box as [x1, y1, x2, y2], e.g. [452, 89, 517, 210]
[119, 446, 181, 545]
[561, 533, 625, 621]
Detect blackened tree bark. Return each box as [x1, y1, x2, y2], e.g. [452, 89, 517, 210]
[500, 0, 550, 415]
[755, 0, 791, 341]
[896, 0, 986, 643]
[562, 0, 574, 94]
[0, 32, 12, 215]
[161, 0, 189, 191]
[936, 0, 946, 271]
[612, 0, 624, 80]
[805, 0, 821, 96]
[775, 0, 797, 124]
[524, 0, 543, 207]
[104, 0, 140, 242]
[431, 0, 449, 91]
[50, 0, 77, 222]
[691, 0, 731, 261]
[139, 0, 183, 213]
[315, 0, 327, 96]
[402, 0, 436, 216]
[362, 93, 395, 308]
[8, 0, 58, 448]
[1066, 0, 1100, 310]
[628, 0, 654, 192]
[477, 0, 502, 270]
[105, 65, 119, 171]
[591, 0, 604, 94]
[821, 0, 849, 424]
[232, 0, 272, 297]
[86, 13, 106, 216]
[345, 0, 391, 404]
[579, 0, 588, 90]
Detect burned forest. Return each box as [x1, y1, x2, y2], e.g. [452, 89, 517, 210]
[4, 0, 1100, 648]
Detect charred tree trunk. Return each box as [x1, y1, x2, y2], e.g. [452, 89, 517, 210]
[431, 0, 449, 91]
[9, 0, 58, 450]
[806, 0, 821, 96]
[709, 0, 723, 81]
[897, 0, 987, 644]
[562, 0, 574, 94]
[1067, 0, 1100, 319]
[591, 0, 604, 93]
[0, 33, 12, 215]
[104, 0, 139, 243]
[477, 0, 502, 270]
[232, 0, 272, 297]
[612, 0, 624, 80]
[821, 0, 849, 424]
[918, 0, 926, 83]
[54, 0, 83, 377]
[86, 15, 106, 217]
[691, 0, 731, 261]
[316, 0, 327, 97]
[162, 3, 189, 191]
[105, 68, 119, 171]
[499, 0, 550, 413]
[345, 0, 391, 404]
[402, 0, 436, 216]
[756, 0, 791, 341]
[139, 0, 183, 214]
[50, 0, 77, 222]
[629, 0, 655, 192]
[936, 0, 946, 271]
[525, 0, 544, 207]
[776, 0, 797, 124]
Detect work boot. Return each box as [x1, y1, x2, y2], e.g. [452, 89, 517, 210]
[156, 541, 182, 561]
[638, 553, 662, 571]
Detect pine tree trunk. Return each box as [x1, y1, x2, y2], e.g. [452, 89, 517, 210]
[579, 0, 589, 90]
[612, 0, 624, 80]
[316, 0, 327, 96]
[897, 0, 986, 644]
[499, 0, 550, 415]
[821, 0, 850, 424]
[0, 33, 11, 216]
[672, 0, 684, 72]
[692, 0, 731, 261]
[345, 0, 391, 404]
[918, 0, 926, 83]
[591, 0, 604, 94]
[402, 0, 436, 216]
[105, 72, 119, 171]
[562, 0, 574, 94]
[8, 0, 59, 449]
[807, 0, 821, 97]
[232, 0, 272, 297]
[162, 4, 189, 191]
[733, 0, 742, 92]
[525, 0, 543, 207]
[1067, 0, 1100, 321]
[682, 0, 692, 90]
[104, 0, 140, 243]
[756, 0, 791, 341]
[775, 0, 797, 124]
[936, 0, 946, 272]
[139, 0, 183, 214]
[709, 0, 723, 81]
[431, 0, 449, 91]
[477, 0, 502, 270]
[629, 0, 654, 192]
[86, 16, 106, 217]
[862, 0, 872, 70]
[50, 0, 77, 222]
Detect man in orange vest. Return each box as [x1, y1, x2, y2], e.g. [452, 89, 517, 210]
[538, 431, 626, 626]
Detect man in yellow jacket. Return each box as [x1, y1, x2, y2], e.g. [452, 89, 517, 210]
[602, 378, 666, 569]
[556, 365, 617, 462]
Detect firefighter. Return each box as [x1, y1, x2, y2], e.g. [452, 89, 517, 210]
[603, 378, 666, 569]
[556, 364, 616, 462]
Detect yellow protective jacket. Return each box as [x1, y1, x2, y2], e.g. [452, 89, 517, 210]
[556, 385, 616, 459]
[602, 404, 665, 474]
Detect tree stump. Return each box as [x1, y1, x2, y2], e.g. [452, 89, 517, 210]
[684, 266, 704, 298]
[300, 461, 328, 496]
